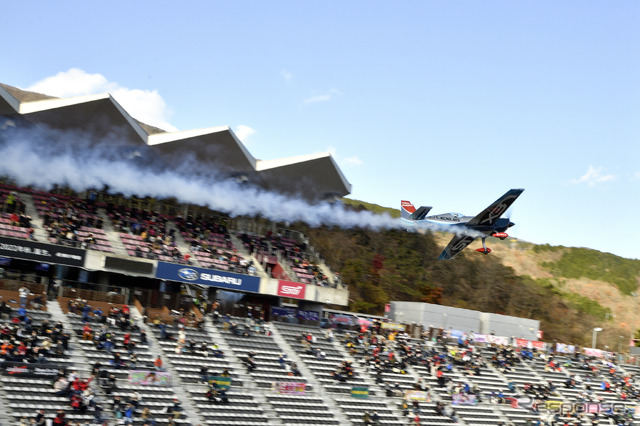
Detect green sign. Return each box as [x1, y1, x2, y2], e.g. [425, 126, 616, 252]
[208, 376, 231, 390]
[351, 386, 369, 398]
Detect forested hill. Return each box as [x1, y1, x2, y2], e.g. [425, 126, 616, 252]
[297, 198, 640, 349]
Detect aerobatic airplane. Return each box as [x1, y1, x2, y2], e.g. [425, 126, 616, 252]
[401, 188, 524, 260]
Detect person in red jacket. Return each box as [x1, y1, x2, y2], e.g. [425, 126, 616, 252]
[52, 410, 66, 426]
[83, 323, 93, 341]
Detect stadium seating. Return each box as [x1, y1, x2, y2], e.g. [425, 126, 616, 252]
[66, 309, 188, 425]
[0, 309, 92, 424]
[3, 299, 640, 425]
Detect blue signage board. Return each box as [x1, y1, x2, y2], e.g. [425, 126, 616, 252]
[297, 309, 320, 321]
[156, 262, 260, 293]
[272, 306, 297, 318]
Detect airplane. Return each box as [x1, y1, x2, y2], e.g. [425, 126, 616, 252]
[401, 188, 524, 260]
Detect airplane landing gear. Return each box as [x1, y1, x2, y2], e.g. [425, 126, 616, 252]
[475, 237, 492, 255]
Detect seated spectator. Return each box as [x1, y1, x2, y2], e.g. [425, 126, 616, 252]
[31, 293, 45, 310]
[52, 410, 66, 426]
[34, 410, 46, 426]
[244, 352, 257, 371]
[82, 323, 93, 340]
[154, 355, 163, 371]
[0, 302, 11, 319]
[53, 377, 71, 397]
[205, 386, 219, 403]
[218, 387, 229, 404]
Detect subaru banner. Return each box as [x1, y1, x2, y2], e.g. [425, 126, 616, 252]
[0, 236, 85, 267]
[156, 262, 260, 293]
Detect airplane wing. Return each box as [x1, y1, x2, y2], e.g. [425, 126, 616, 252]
[413, 206, 432, 221]
[465, 188, 524, 227]
[438, 234, 477, 260]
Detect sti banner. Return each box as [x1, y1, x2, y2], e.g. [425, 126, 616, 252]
[156, 262, 260, 293]
[0, 237, 85, 267]
[277, 280, 306, 299]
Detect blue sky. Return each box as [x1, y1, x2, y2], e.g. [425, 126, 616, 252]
[2, 1, 639, 259]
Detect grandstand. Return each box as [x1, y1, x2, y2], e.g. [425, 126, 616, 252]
[1, 83, 640, 426]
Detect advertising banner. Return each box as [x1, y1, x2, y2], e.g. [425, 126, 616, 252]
[381, 322, 406, 331]
[128, 370, 172, 387]
[351, 386, 369, 398]
[404, 390, 430, 402]
[208, 376, 231, 390]
[487, 335, 510, 346]
[556, 343, 576, 354]
[156, 262, 260, 293]
[473, 334, 509, 345]
[328, 314, 354, 324]
[2, 362, 61, 378]
[272, 381, 306, 395]
[473, 334, 489, 343]
[449, 329, 465, 338]
[277, 280, 306, 299]
[515, 338, 547, 350]
[452, 393, 477, 405]
[297, 309, 320, 322]
[584, 348, 604, 358]
[272, 306, 297, 318]
[0, 237, 85, 267]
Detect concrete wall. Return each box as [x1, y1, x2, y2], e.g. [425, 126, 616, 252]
[390, 301, 482, 333]
[480, 312, 539, 340]
[391, 301, 539, 338]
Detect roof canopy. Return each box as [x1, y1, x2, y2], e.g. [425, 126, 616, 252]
[0, 83, 351, 200]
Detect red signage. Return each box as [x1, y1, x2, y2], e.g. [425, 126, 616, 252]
[277, 281, 306, 299]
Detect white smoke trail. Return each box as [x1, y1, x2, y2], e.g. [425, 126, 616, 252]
[0, 124, 402, 230]
[0, 123, 489, 239]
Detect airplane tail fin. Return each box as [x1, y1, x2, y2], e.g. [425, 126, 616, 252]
[401, 201, 416, 220]
[401, 201, 432, 221]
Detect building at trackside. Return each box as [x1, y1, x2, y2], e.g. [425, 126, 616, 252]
[389, 301, 540, 341]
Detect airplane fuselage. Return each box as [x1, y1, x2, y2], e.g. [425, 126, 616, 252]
[402, 214, 512, 235]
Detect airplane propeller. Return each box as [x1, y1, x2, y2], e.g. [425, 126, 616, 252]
[505, 206, 518, 234]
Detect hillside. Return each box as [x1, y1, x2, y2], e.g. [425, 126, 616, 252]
[299, 199, 640, 350]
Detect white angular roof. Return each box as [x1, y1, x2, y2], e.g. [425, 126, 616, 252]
[0, 83, 351, 199]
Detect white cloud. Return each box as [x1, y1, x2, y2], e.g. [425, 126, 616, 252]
[234, 125, 257, 143]
[303, 88, 342, 105]
[327, 145, 363, 168]
[304, 94, 331, 104]
[26, 68, 177, 131]
[280, 69, 292, 82]
[572, 165, 616, 187]
[340, 156, 363, 167]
